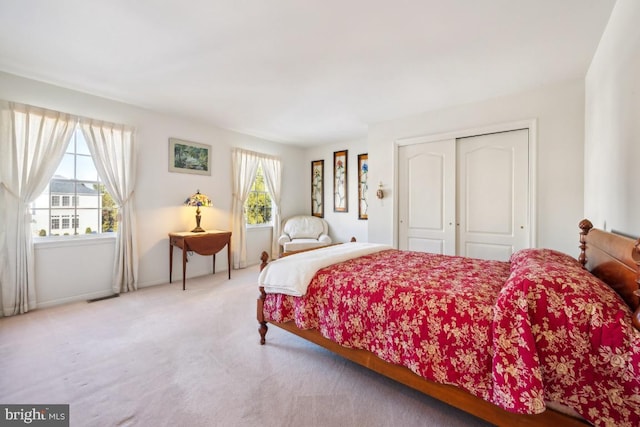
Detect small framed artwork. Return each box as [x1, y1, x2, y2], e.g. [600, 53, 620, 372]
[311, 160, 324, 218]
[333, 150, 348, 212]
[358, 153, 368, 220]
[169, 138, 211, 176]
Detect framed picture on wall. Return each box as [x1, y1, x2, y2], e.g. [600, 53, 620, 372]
[311, 159, 324, 217]
[333, 150, 348, 212]
[358, 153, 368, 220]
[169, 138, 211, 176]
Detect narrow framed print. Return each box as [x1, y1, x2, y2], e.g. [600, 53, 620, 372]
[311, 160, 324, 217]
[333, 150, 348, 212]
[358, 153, 368, 220]
[169, 138, 211, 175]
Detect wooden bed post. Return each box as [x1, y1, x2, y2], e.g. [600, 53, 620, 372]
[258, 251, 269, 345]
[578, 218, 593, 267]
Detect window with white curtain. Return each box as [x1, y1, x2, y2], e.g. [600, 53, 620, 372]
[244, 164, 272, 225]
[30, 127, 117, 237]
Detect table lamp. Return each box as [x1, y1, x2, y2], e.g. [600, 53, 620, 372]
[184, 190, 212, 232]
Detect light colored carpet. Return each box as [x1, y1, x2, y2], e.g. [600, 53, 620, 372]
[0, 267, 492, 427]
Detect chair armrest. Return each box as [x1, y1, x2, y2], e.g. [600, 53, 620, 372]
[318, 234, 332, 244]
[278, 235, 291, 245]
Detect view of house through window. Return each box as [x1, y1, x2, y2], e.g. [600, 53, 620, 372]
[30, 127, 118, 237]
[245, 164, 272, 225]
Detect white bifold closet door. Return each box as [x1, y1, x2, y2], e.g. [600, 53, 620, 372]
[398, 129, 529, 261]
[398, 138, 457, 255]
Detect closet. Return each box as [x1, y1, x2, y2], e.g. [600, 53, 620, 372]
[398, 129, 529, 261]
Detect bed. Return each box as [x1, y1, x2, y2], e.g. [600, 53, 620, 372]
[256, 219, 640, 427]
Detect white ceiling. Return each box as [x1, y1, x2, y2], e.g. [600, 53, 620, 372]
[0, 1, 616, 146]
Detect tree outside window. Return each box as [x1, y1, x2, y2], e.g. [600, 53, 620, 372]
[245, 164, 272, 225]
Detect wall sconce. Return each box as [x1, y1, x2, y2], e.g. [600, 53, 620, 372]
[184, 190, 212, 232]
[376, 182, 384, 199]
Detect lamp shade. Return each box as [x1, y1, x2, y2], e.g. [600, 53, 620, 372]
[184, 190, 212, 208]
[184, 190, 212, 232]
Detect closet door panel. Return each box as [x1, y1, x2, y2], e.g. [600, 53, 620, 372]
[464, 145, 513, 234]
[457, 129, 529, 260]
[398, 139, 455, 255]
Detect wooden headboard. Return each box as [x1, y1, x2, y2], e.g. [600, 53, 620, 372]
[579, 219, 640, 330]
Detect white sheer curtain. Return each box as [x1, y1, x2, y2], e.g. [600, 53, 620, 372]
[80, 119, 138, 294]
[261, 155, 282, 258]
[0, 101, 75, 316]
[231, 148, 260, 269]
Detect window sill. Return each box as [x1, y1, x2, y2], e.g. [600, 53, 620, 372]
[246, 224, 273, 230]
[34, 233, 116, 249]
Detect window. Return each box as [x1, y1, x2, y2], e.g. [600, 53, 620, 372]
[244, 164, 272, 225]
[30, 127, 118, 237]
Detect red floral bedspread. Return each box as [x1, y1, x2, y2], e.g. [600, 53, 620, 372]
[262, 249, 640, 426]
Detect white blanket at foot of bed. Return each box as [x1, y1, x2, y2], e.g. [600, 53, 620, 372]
[259, 242, 391, 296]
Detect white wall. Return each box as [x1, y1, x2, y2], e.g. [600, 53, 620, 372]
[304, 139, 369, 243]
[35, 237, 115, 308]
[585, 0, 640, 236]
[0, 72, 306, 307]
[368, 79, 586, 256]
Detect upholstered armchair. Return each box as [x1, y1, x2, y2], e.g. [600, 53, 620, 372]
[278, 215, 332, 254]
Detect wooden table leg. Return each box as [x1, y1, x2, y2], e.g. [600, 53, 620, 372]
[169, 242, 173, 283]
[182, 244, 187, 291]
[227, 242, 231, 279]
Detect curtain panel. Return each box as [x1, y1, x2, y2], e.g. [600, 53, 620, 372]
[260, 156, 282, 258]
[0, 101, 76, 316]
[231, 148, 260, 269]
[80, 119, 138, 293]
